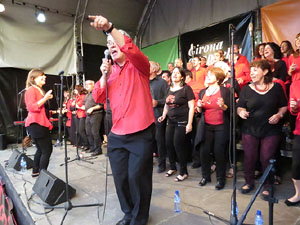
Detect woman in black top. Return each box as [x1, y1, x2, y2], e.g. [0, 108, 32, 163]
[237, 60, 287, 197]
[158, 67, 195, 182]
[264, 42, 288, 82]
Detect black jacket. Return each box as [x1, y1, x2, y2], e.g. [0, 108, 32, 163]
[194, 86, 231, 148]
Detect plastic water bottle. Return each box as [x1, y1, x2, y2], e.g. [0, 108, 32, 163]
[255, 210, 264, 225]
[20, 157, 27, 174]
[174, 190, 181, 213]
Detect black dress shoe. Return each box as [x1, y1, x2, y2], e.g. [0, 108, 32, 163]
[215, 181, 225, 190]
[91, 151, 102, 156]
[199, 177, 211, 186]
[284, 199, 300, 206]
[116, 218, 131, 225]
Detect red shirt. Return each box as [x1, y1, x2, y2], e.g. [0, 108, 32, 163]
[191, 66, 206, 90]
[66, 99, 72, 127]
[202, 90, 224, 125]
[237, 54, 250, 68]
[76, 94, 86, 118]
[288, 54, 300, 82]
[25, 86, 53, 130]
[289, 80, 300, 135]
[187, 80, 203, 103]
[93, 35, 155, 135]
[235, 62, 251, 88]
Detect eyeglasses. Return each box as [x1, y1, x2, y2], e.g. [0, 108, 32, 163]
[107, 40, 115, 47]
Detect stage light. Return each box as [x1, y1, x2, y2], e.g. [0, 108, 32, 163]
[36, 9, 46, 23]
[0, 2, 5, 13]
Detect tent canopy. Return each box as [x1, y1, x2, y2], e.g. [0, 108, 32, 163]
[0, 0, 281, 74]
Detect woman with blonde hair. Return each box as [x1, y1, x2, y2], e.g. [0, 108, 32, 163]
[25, 69, 53, 177]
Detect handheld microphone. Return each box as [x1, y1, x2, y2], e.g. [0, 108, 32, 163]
[58, 70, 64, 76]
[104, 49, 110, 75]
[104, 49, 110, 60]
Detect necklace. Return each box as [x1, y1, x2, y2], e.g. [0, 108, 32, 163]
[205, 86, 219, 104]
[254, 83, 269, 92]
[206, 86, 219, 96]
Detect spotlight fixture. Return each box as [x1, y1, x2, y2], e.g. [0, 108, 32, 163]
[36, 9, 46, 23]
[0, 2, 5, 13]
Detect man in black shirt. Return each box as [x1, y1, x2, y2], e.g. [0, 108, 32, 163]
[84, 80, 104, 156]
[149, 61, 169, 173]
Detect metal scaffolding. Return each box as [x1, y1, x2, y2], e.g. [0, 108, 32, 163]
[73, 0, 89, 86]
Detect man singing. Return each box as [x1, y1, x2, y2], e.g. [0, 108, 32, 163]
[89, 15, 155, 225]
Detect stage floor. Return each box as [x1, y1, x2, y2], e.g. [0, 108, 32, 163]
[0, 143, 299, 225]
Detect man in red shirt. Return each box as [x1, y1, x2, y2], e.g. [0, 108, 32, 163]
[89, 15, 155, 225]
[191, 56, 207, 89]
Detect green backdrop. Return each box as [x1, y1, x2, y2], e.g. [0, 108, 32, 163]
[142, 37, 178, 70]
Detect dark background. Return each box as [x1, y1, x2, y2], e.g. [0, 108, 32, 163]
[0, 43, 106, 143]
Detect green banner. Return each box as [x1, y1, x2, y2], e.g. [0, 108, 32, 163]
[142, 37, 178, 70]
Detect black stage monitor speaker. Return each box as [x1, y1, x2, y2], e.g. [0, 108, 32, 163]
[7, 149, 33, 171]
[33, 169, 76, 206]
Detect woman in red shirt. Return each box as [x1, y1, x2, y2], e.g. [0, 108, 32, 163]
[25, 69, 53, 177]
[285, 80, 300, 206]
[196, 67, 230, 190]
[288, 33, 300, 83]
[74, 85, 89, 150]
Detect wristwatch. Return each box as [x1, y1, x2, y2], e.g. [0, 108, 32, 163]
[103, 22, 114, 35]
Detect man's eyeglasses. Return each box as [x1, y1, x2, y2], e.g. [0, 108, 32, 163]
[107, 40, 115, 47]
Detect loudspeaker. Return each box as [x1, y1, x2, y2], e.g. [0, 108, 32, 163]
[33, 170, 76, 206]
[0, 134, 6, 150]
[7, 150, 33, 171]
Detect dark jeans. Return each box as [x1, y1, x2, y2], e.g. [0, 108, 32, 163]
[77, 117, 88, 147]
[292, 135, 300, 180]
[107, 124, 154, 225]
[155, 120, 167, 169]
[85, 112, 104, 152]
[33, 135, 53, 173]
[200, 124, 226, 181]
[165, 120, 188, 176]
[242, 134, 280, 186]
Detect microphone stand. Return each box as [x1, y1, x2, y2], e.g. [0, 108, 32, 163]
[229, 25, 238, 225]
[16, 88, 26, 153]
[45, 71, 102, 225]
[237, 160, 278, 225]
[54, 81, 63, 147]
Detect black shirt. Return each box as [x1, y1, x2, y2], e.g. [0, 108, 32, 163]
[149, 76, 169, 119]
[237, 82, 287, 137]
[166, 85, 195, 122]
